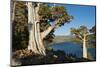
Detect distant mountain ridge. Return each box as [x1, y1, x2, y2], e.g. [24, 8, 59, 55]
[52, 35, 74, 43]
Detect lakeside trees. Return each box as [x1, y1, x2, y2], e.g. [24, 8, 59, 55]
[26, 2, 73, 55]
[70, 26, 89, 58]
[11, 1, 96, 66]
[12, 1, 73, 55]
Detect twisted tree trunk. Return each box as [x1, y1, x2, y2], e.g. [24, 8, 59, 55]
[27, 2, 39, 54]
[27, 2, 46, 55]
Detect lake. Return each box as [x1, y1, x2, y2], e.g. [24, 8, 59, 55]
[49, 42, 96, 59]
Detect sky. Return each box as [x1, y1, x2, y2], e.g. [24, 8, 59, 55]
[50, 4, 96, 36]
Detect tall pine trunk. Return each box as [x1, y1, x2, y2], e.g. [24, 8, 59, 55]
[27, 2, 46, 55]
[83, 34, 88, 58]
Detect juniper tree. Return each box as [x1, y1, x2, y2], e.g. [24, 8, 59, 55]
[12, 1, 73, 55]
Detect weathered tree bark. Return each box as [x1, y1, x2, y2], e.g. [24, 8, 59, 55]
[40, 19, 59, 39]
[27, 2, 39, 54]
[27, 2, 46, 55]
[83, 34, 88, 58]
[11, 0, 16, 21]
[41, 26, 54, 39]
[36, 23, 46, 55]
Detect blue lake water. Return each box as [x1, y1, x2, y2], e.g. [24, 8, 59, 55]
[50, 42, 96, 59]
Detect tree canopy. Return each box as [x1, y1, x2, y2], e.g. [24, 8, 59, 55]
[71, 26, 89, 40]
[12, 1, 73, 51]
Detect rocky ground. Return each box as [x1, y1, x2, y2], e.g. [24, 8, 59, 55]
[11, 48, 93, 66]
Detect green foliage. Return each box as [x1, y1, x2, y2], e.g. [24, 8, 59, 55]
[70, 25, 96, 48]
[51, 6, 73, 27]
[70, 26, 89, 40]
[39, 4, 73, 43]
[12, 2, 72, 51]
[90, 25, 96, 35]
[39, 4, 73, 27]
[88, 25, 96, 47]
[12, 1, 28, 51]
[39, 4, 52, 17]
